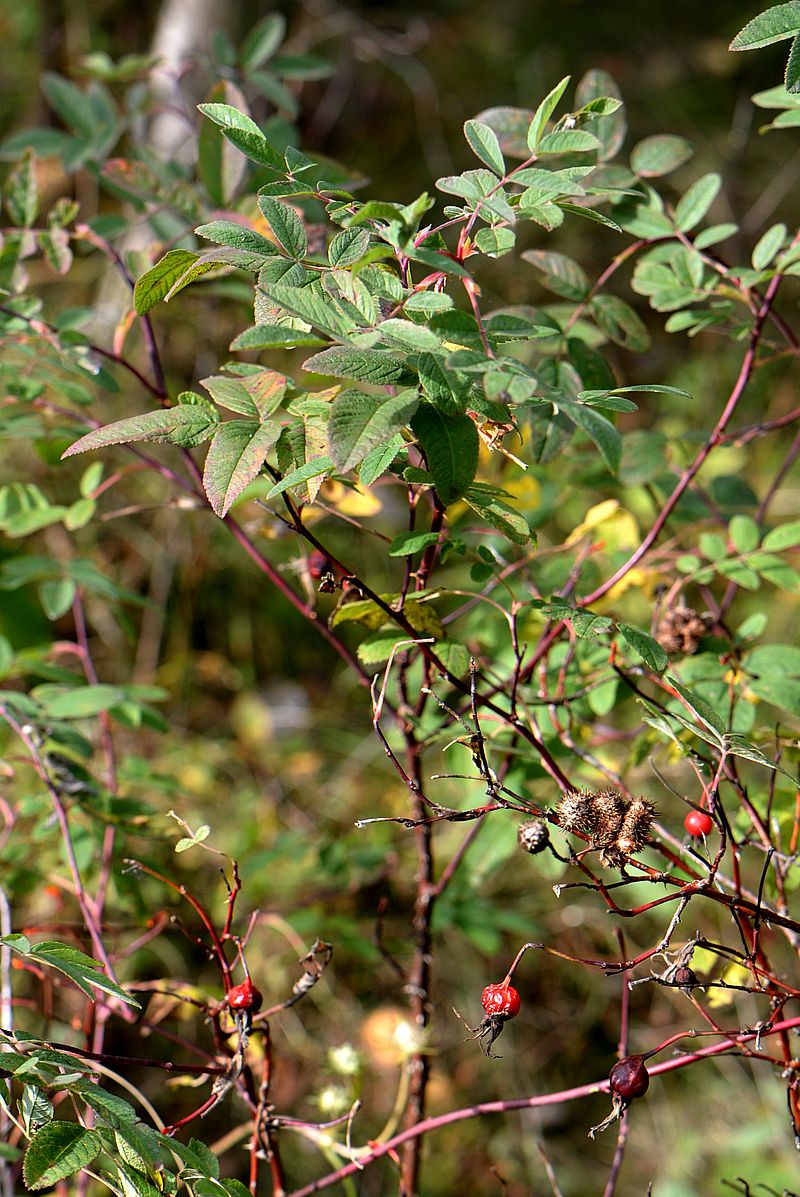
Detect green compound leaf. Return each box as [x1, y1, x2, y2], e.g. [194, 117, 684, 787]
[195, 219, 278, 257]
[729, 3, 800, 50]
[38, 684, 125, 718]
[464, 492, 531, 544]
[630, 134, 694, 177]
[617, 623, 669, 672]
[786, 30, 800, 90]
[257, 196, 307, 259]
[23, 1123, 102, 1190]
[411, 406, 479, 506]
[526, 76, 571, 152]
[134, 250, 200, 315]
[673, 173, 722, 232]
[329, 390, 419, 472]
[464, 119, 506, 175]
[265, 456, 334, 499]
[62, 406, 219, 458]
[197, 102, 284, 168]
[1, 936, 140, 1008]
[202, 420, 281, 517]
[303, 347, 414, 386]
[387, 531, 442, 557]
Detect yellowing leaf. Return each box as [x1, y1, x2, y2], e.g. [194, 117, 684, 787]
[599, 566, 661, 606]
[317, 479, 382, 517]
[566, 499, 639, 549]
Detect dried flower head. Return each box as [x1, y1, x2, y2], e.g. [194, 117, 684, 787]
[616, 797, 656, 854]
[655, 605, 711, 656]
[517, 819, 550, 855]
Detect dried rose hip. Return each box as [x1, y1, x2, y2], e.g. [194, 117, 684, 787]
[609, 1055, 650, 1103]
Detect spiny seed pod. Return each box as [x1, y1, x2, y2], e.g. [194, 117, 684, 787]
[609, 1055, 650, 1103]
[616, 797, 656, 855]
[556, 790, 599, 835]
[589, 788, 628, 843]
[600, 845, 625, 869]
[655, 605, 711, 656]
[656, 608, 713, 655]
[673, 965, 698, 994]
[517, 819, 550, 855]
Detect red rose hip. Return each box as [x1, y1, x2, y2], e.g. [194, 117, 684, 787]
[481, 983, 521, 1019]
[684, 809, 713, 837]
[226, 977, 263, 1014]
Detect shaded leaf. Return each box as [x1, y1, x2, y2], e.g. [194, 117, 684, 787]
[411, 407, 478, 505]
[630, 135, 694, 177]
[464, 492, 531, 544]
[472, 106, 535, 157]
[786, 30, 800, 89]
[240, 13, 286, 70]
[591, 294, 650, 351]
[575, 69, 626, 160]
[562, 402, 621, 473]
[673, 173, 721, 232]
[522, 250, 590, 300]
